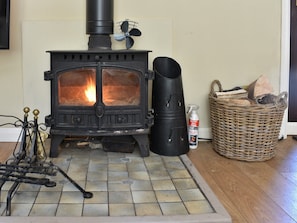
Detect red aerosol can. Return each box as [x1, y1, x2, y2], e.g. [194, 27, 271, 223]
[187, 104, 199, 149]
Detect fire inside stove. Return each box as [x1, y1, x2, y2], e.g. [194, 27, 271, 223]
[58, 67, 141, 106]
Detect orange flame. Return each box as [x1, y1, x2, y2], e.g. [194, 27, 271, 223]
[85, 76, 96, 103]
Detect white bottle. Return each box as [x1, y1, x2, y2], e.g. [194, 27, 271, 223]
[187, 104, 199, 149]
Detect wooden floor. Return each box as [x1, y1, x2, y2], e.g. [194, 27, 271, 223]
[188, 136, 297, 223]
[1, 137, 297, 222]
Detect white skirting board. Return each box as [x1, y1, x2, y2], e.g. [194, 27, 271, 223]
[0, 128, 23, 142]
[0, 127, 212, 142]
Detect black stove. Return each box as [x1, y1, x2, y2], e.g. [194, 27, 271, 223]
[44, 0, 153, 157]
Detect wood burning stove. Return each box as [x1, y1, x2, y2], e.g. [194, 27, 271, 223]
[44, 0, 154, 157]
[45, 50, 153, 157]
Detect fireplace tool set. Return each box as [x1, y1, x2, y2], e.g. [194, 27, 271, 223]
[0, 107, 93, 216]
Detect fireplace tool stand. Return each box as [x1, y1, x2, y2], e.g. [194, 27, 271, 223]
[0, 107, 93, 216]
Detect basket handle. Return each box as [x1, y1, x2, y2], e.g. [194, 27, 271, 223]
[210, 80, 223, 96]
[276, 91, 288, 106]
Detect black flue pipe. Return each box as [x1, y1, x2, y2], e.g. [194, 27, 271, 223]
[86, 0, 113, 35]
[86, 0, 114, 50]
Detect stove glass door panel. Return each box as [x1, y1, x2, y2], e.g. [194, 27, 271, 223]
[102, 67, 141, 106]
[58, 67, 96, 106]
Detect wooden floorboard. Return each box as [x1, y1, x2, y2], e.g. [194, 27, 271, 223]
[235, 159, 297, 221]
[188, 137, 297, 223]
[0, 142, 16, 163]
[1, 137, 297, 222]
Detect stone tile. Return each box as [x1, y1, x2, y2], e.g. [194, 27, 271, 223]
[71, 163, 89, 172]
[88, 163, 108, 172]
[132, 191, 157, 203]
[13, 191, 38, 204]
[66, 170, 88, 181]
[130, 180, 153, 191]
[83, 191, 108, 204]
[108, 163, 127, 172]
[159, 202, 188, 215]
[120, 157, 133, 164]
[108, 171, 129, 181]
[127, 149, 141, 157]
[55, 163, 70, 173]
[162, 156, 181, 163]
[0, 201, 6, 215]
[29, 204, 57, 216]
[109, 191, 133, 204]
[108, 152, 126, 158]
[135, 203, 162, 216]
[144, 155, 163, 164]
[184, 200, 214, 214]
[109, 203, 135, 216]
[178, 189, 205, 201]
[0, 190, 8, 203]
[108, 180, 131, 191]
[89, 157, 108, 165]
[155, 190, 181, 203]
[151, 179, 176, 190]
[59, 191, 84, 204]
[69, 159, 89, 167]
[89, 148, 107, 158]
[108, 157, 126, 164]
[149, 170, 171, 180]
[127, 162, 147, 172]
[1, 181, 14, 190]
[17, 183, 41, 192]
[63, 180, 86, 191]
[39, 183, 63, 192]
[34, 191, 61, 203]
[56, 204, 83, 216]
[86, 180, 107, 191]
[47, 170, 66, 183]
[173, 178, 197, 190]
[126, 156, 145, 164]
[129, 171, 150, 180]
[169, 169, 191, 179]
[163, 159, 186, 171]
[8, 203, 33, 216]
[83, 203, 109, 216]
[145, 162, 166, 172]
[87, 170, 108, 181]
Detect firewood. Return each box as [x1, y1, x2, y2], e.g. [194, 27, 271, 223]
[215, 88, 247, 99]
[247, 75, 273, 99]
[220, 98, 252, 106]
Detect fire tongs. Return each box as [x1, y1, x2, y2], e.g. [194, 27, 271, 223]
[0, 107, 93, 216]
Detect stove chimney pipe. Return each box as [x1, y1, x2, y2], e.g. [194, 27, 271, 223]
[86, 0, 114, 50]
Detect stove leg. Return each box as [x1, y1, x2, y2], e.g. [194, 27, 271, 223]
[133, 134, 150, 157]
[49, 135, 65, 158]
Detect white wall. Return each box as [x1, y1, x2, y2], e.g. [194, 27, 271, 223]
[0, 0, 282, 141]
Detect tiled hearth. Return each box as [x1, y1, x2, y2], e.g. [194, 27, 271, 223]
[0, 139, 231, 223]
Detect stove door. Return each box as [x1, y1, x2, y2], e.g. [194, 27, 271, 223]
[102, 67, 140, 106]
[51, 67, 99, 129]
[58, 67, 97, 106]
[97, 64, 145, 130]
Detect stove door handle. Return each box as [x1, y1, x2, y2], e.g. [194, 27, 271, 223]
[95, 103, 105, 118]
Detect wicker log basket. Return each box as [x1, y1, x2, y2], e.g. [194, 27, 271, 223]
[209, 80, 287, 162]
